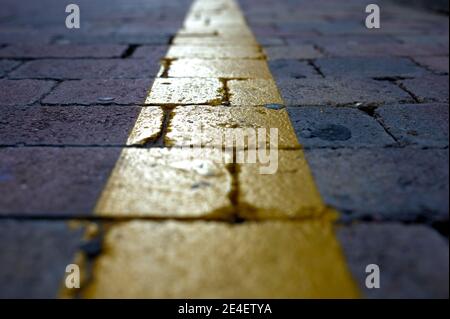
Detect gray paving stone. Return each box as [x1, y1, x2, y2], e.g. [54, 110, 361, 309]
[321, 42, 448, 58]
[0, 29, 53, 44]
[0, 59, 20, 77]
[315, 57, 429, 78]
[269, 60, 320, 80]
[58, 32, 172, 45]
[0, 79, 55, 106]
[264, 45, 323, 60]
[0, 148, 121, 216]
[131, 45, 168, 59]
[0, 44, 128, 59]
[413, 56, 449, 74]
[9, 59, 161, 80]
[400, 76, 449, 103]
[288, 107, 394, 148]
[0, 106, 149, 146]
[41, 79, 153, 105]
[337, 223, 449, 299]
[276, 78, 413, 106]
[305, 148, 449, 222]
[0, 220, 84, 298]
[376, 103, 449, 147]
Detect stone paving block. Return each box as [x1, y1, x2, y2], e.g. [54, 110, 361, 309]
[238, 150, 326, 219]
[168, 58, 272, 78]
[269, 59, 320, 79]
[42, 79, 153, 105]
[321, 43, 448, 58]
[0, 59, 20, 77]
[338, 223, 449, 299]
[146, 78, 222, 105]
[0, 148, 121, 216]
[255, 36, 285, 46]
[95, 148, 234, 219]
[172, 35, 258, 46]
[288, 107, 395, 148]
[166, 45, 263, 59]
[0, 106, 163, 146]
[400, 76, 449, 103]
[125, 107, 165, 146]
[166, 105, 299, 149]
[59, 32, 172, 45]
[0, 29, 53, 44]
[277, 78, 413, 106]
[315, 57, 429, 78]
[0, 220, 84, 298]
[130, 45, 168, 59]
[305, 148, 449, 222]
[229, 79, 283, 105]
[375, 103, 449, 147]
[83, 220, 359, 298]
[0, 44, 128, 59]
[413, 56, 449, 74]
[264, 45, 323, 60]
[9, 59, 161, 80]
[0, 79, 55, 106]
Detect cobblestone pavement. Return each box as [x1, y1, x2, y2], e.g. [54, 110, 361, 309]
[0, 0, 448, 299]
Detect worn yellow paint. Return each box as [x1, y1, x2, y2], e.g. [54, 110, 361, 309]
[95, 148, 233, 219]
[166, 45, 263, 59]
[126, 107, 164, 146]
[173, 35, 258, 45]
[168, 59, 272, 78]
[238, 150, 328, 219]
[145, 78, 223, 105]
[166, 105, 300, 149]
[83, 221, 359, 299]
[85, 0, 361, 299]
[229, 78, 284, 105]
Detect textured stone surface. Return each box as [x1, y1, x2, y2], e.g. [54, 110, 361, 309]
[413, 56, 449, 74]
[315, 57, 429, 78]
[166, 45, 263, 59]
[10, 59, 161, 80]
[130, 45, 168, 59]
[376, 103, 449, 147]
[0, 60, 20, 77]
[288, 107, 395, 148]
[0, 148, 120, 216]
[306, 148, 449, 222]
[338, 223, 449, 299]
[269, 60, 320, 79]
[400, 76, 449, 103]
[168, 58, 272, 78]
[0, 44, 127, 58]
[0, 79, 55, 106]
[229, 79, 283, 105]
[0, 220, 84, 298]
[167, 105, 299, 149]
[277, 78, 413, 106]
[146, 78, 223, 105]
[42, 79, 153, 105]
[95, 148, 234, 219]
[321, 42, 448, 58]
[0, 106, 163, 146]
[84, 221, 359, 298]
[238, 150, 326, 219]
[264, 45, 323, 60]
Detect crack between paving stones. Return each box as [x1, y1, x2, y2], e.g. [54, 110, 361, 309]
[396, 81, 422, 103]
[308, 60, 325, 78]
[120, 44, 139, 59]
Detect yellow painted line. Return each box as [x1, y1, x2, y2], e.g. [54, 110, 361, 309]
[74, 0, 361, 298]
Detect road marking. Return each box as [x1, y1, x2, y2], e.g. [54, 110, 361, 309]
[82, 0, 360, 298]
